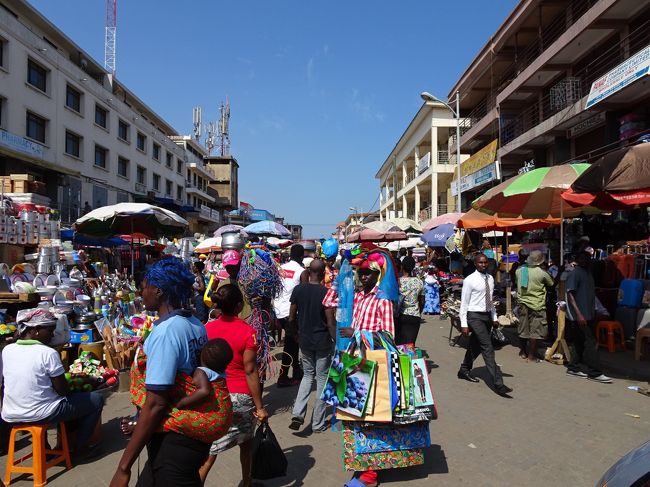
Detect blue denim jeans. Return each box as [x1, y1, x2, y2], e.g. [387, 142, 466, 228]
[291, 348, 331, 431]
[41, 392, 104, 450]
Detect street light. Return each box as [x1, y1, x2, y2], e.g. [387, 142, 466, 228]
[420, 90, 462, 213]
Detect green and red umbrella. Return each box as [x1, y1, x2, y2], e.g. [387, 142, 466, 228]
[472, 163, 592, 218]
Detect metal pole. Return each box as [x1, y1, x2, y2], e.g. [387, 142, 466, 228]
[455, 90, 462, 213]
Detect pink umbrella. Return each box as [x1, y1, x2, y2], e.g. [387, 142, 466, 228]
[421, 212, 464, 232]
[347, 228, 407, 243]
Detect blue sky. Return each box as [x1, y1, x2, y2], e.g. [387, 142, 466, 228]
[31, 0, 517, 238]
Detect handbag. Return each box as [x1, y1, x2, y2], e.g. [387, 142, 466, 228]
[491, 326, 508, 348]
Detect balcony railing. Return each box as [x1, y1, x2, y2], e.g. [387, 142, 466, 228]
[199, 204, 220, 223]
[501, 22, 650, 146]
[459, 95, 496, 132]
[496, 0, 596, 91]
[437, 151, 449, 164]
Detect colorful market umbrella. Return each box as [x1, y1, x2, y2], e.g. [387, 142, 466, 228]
[562, 143, 650, 209]
[243, 220, 291, 237]
[421, 212, 464, 232]
[74, 203, 188, 238]
[421, 223, 457, 247]
[388, 218, 422, 233]
[458, 209, 561, 232]
[214, 224, 248, 238]
[195, 237, 222, 253]
[472, 163, 591, 218]
[347, 227, 407, 243]
[381, 237, 423, 252]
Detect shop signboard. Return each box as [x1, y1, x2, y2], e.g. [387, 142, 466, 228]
[457, 139, 498, 178]
[0, 129, 44, 158]
[585, 44, 650, 109]
[567, 112, 606, 138]
[451, 161, 500, 196]
[417, 152, 430, 175]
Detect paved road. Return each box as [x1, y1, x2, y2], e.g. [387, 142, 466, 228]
[3, 316, 650, 486]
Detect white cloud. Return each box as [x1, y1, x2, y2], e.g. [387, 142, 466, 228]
[307, 57, 315, 81]
[349, 90, 385, 123]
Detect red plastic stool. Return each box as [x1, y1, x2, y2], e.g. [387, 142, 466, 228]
[4, 422, 72, 487]
[595, 321, 626, 352]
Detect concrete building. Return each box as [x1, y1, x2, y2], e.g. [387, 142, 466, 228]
[376, 101, 468, 224]
[449, 0, 650, 202]
[205, 154, 239, 211]
[340, 211, 379, 242]
[0, 0, 210, 226]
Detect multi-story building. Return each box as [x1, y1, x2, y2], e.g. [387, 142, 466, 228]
[341, 211, 379, 241]
[205, 154, 239, 211]
[169, 136, 220, 234]
[0, 0, 191, 224]
[449, 0, 650, 204]
[376, 101, 468, 224]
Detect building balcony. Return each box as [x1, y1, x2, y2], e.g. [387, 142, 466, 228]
[499, 25, 650, 155]
[188, 162, 215, 182]
[198, 204, 220, 223]
[185, 182, 216, 203]
[418, 203, 458, 223]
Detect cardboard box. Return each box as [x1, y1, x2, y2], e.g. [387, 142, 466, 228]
[29, 181, 46, 195]
[10, 174, 34, 182]
[12, 181, 29, 193]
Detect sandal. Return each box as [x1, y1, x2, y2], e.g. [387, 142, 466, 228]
[344, 479, 368, 487]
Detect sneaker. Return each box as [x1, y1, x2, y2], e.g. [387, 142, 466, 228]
[288, 417, 303, 430]
[566, 370, 588, 379]
[588, 374, 613, 383]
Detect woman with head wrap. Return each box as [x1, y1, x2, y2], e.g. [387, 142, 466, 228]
[1, 309, 104, 458]
[110, 257, 231, 487]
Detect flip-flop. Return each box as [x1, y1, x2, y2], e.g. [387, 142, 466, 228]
[344, 479, 367, 487]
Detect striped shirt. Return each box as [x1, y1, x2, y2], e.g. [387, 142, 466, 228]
[322, 287, 394, 337]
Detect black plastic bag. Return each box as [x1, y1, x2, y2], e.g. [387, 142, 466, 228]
[251, 422, 287, 480]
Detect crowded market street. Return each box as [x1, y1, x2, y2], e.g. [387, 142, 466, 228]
[2, 315, 648, 487]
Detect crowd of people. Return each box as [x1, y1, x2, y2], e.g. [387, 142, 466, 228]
[0, 236, 616, 487]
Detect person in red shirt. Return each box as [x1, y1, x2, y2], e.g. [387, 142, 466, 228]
[199, 284, 269, 487]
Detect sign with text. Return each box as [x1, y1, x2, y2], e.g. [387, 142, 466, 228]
[586, 44, 650, 109]
[458, 139, 498, 178]
[451, 161, 500, 196]
[0, 129, 44, 159]
[567, 112, 606, 138]
[417, 152, 431, 175]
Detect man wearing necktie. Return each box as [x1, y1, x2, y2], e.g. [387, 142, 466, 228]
[457, 254, 513, 397]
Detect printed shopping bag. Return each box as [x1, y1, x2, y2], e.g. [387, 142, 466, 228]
[336, 349, 392, 422]
[398, 354, 413, 412]
[411, 357, 434, 407]
[321, 348, 376, 418]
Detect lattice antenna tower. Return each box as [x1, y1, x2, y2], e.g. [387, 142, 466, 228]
[104, 0, 117, 78]
[217, 99, 231, 156]
[192, 106, 202, 141]
[205, 122, 216, 155]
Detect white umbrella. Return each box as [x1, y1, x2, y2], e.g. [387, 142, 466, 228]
[195, 237, 222, 253]
[361, 221, 402, 233]
[381, 237, 424, 252]
[388, 218, 422, 233]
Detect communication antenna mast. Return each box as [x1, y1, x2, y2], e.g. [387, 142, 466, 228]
[192, 106, 202, 141]
[205, 122, 216, 155]
[104, 0, 117, 78]
[217, 99, 231, 156]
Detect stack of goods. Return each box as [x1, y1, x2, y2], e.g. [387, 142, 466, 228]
[101, 323, 140, 370]
[615, 278, 650, 339]
[238, 245, 282, 380]
[66, 351, 119, 391]
[618, 112, 646, 141]
[322, 331, 436, 472]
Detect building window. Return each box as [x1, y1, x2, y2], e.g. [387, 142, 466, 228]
[152, 143, 160, 161]
[118, 157, 129, 178]
[176, 158, 183, 174]
[152, 173, 160, 191]
[137, 166, 146, 185]
[118, 119, 129, 141]
[26, 111, 46, 143]
[0, 39, 5, 68]
[165, 179, 173, 197]
[166, 152, 173, 168]
[136, 132, 146, 152]
[65, 85, 81, 112]
[95, 105, 108, 128]
[94, 145, 107, 168]
[0, 97, 4, 128]
[27, 59, 47, 92]
[65, 131, 81, 157]
[176, 184, 183, 201]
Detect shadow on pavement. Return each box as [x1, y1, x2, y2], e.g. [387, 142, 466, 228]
[380, 444, 449, 483]
[76, 416, 128, 465]
[263, 444, 315, 487]
[263, 383, 299, 416]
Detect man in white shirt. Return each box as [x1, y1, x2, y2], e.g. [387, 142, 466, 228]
[275, 244, 305, 387]
[457, 254, 513, 397]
